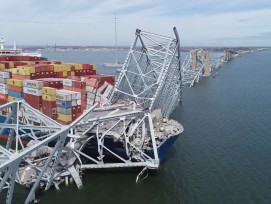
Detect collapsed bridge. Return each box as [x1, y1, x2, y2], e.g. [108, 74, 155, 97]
[0, 28, 183, 204]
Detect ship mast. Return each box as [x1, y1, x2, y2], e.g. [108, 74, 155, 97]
[114, 13, 118, 64]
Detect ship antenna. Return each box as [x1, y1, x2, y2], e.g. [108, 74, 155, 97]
[13, 41, 17, 50]
[0, 38, 5, 50]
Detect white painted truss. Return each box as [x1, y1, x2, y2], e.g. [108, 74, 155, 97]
[181, 49, 211, 88]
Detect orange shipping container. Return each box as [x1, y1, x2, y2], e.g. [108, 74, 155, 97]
[7, 85, 23, 93]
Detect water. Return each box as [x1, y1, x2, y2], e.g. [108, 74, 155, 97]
[6, 50, 271, 203]
[40, 50, 128, 76]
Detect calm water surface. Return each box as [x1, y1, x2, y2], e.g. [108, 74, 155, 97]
[6, 50, 271, 204]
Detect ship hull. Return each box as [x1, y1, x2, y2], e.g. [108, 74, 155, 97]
[80, 134, 180, 163]
[0, 114, 179, 163]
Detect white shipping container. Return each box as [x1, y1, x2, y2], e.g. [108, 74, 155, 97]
[71, 99, 81, 106]
[0, 78, 7, 84]
[102, 84, 114, 98]
[63, 79, 73, 87]
[23, 87, 42, 96]
[95, 96, 101, 102]
[23, 80, 43, 89]
[0, 71, 10, 79]
[56, 91, 72, 101]
[97, 82, 108, 92]
[57, 89, 81, 100]
[86, 92, 92, 99]
[86, 86, 94, 93]
[87, 99, 94, 105]
[0, 83, 7, 89]
[57, 107, 72, 115]
[89, 93, 96, 100]
[0, 88, 8, 94]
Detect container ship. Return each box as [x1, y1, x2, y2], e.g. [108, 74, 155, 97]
[0, 28, 183, 204]
[0, 37, 41, 57]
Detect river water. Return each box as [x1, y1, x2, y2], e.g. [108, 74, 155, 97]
[5, 49, 271, 203]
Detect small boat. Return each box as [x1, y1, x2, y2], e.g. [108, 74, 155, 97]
[103, 62, 123, 68]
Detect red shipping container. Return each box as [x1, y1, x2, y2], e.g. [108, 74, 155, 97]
[57, 72, 63, 78]
[82, 64, 90, 70]
[11, 74, 29, 80]
[42, 107, 57, 117]
[0, 99, 7, 105]
[71, 106, 77, 115]
[42, 100, 56, 108]
[34, 66, 41, 73]
[0, 94, 8, 100]
[39, 72, 45, 78]
[82, 70, 87, 75]
[81, 104, 87, 111]
[48, 65, 54, 71]
[72, 81, 86, 89]
[49, 71, 54, 77]
[30, 73, 37, 80]
[90, 70, 96, 75]
[35, 72, 41, 79]
[44, 71, 49, 78]
[77, 105, 82, 113]
[56, 81, 63, 89]
[81, 100, 86, 106]
[67, 76, 80, 81]
[24, 94, 42, 109]
[8, 85, 23, 92]
[72, 113, 78, 121]
[38, 79, 63, 89]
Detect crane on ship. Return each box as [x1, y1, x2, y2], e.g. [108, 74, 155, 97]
[0, 27, 183, 204]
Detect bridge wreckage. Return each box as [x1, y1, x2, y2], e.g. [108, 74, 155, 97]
[0, 28, 183, 203]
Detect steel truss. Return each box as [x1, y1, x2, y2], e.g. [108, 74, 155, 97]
[0, 28, 183, 204]
[181, 49, 211, 87]
[110, 27, 182, 117]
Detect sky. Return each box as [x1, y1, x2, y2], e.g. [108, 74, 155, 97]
[1, 0, 271, 47]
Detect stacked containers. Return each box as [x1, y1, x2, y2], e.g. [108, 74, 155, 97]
[86, 78, 98, 108]
[7, 78, 24, 102]
[85, 75, 115, 108]
[73, 81, 86, 112]
[56, 89, 81, 125]
[65, 63, 96, 77]
[0, 71, 11, 105]
[23, 80, 43, 110]
[63, 79, 86, 112]
[42, 87, 57, 120]
[37, 78, 63, 89]
[52, 64, 65, 78]
[11, 64, 54, 80]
